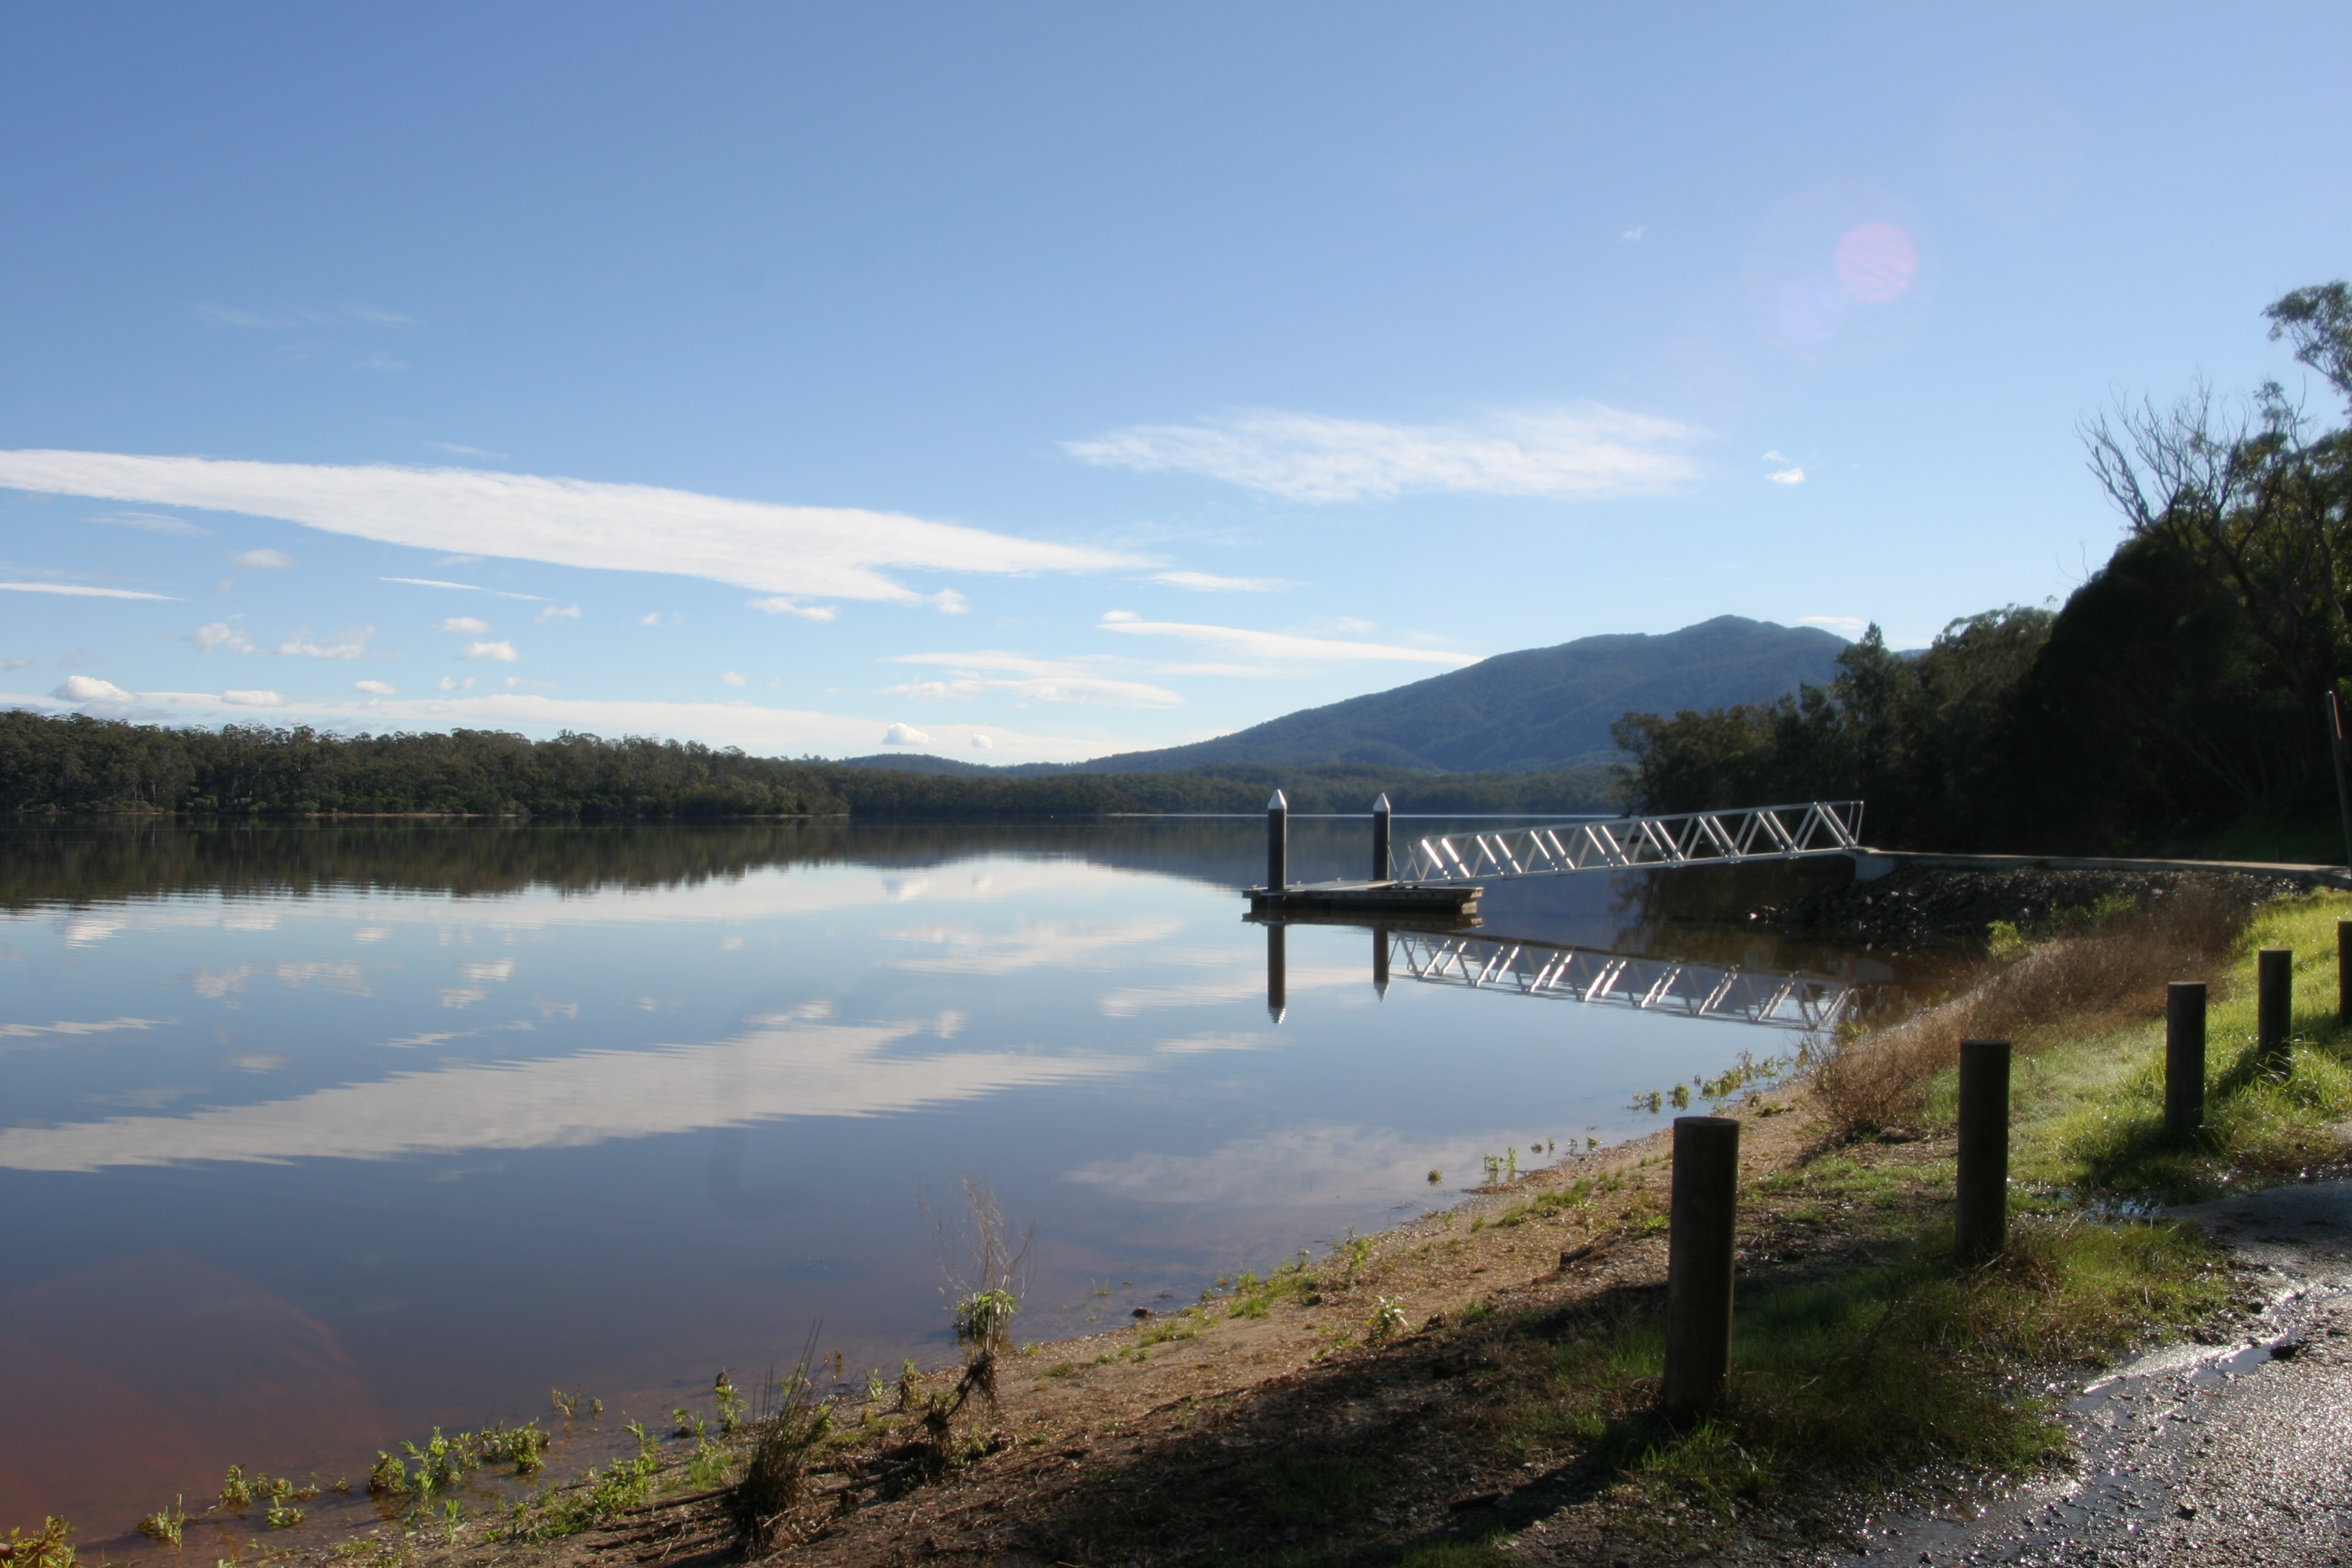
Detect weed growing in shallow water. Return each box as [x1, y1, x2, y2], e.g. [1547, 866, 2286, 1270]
[0, 1517, 75, 1568]
[714, 1370, 746, 1432]
[548, 1387, 601, 1420]
[135, 1499, 187, 1547]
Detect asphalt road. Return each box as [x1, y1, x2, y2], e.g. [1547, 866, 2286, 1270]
[1841, 1178, 2352, 1566]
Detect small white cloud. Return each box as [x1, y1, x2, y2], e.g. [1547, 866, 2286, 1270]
[720, 671, 746, 687]
[749, 596, 838, 622]
[54, 675, 132, 703]
[438, 675, 475, 691]
[190, 622, 254, 654]
[430, 445, 506, 459]
[1768, 467, 1806, 485]
[0, 581, 178, 600]
[439, 555, 481, 565]
[1621, 225, 1647, 241]
[0, 658, 30, 672]
[637, 611, 678, 627]
[929, 590, 969, 615]
[1798, 616, 1869, 638]
[90, 510, 210, 537]
[434, 616, 492, 634]
[460, 641, 519, 662]
[351, 352, 408, 373]
[277, 628, 374, 659]
[1148, 570, 1282, 593]
[354, 680, 397, 696]
[221, 689, 284, 707]
[971, 734, 993, 749]
[883, 723, 933, 746]
[232, 549, 294, 569]
[504, 676, 557, 691]
[535, 603, 580, 623]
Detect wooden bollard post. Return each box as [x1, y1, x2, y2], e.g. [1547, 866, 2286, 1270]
[1371, 924, 1390, 1000]
[1266, 789, 1289, 893]
[1661, 1115, 1739, 1419]
[1955, 1040, 2011, 1268]
[2258, 948, 2292, 1067]
[2165, 982, 2207, 1143]
[2338, 921, 2350, 1027]
[1371, 792, 1392, 882]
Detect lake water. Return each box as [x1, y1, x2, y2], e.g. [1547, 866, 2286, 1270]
[0, 818, 1890, 1541]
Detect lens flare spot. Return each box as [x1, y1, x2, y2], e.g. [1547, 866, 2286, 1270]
[1834, 222, 1916, 303]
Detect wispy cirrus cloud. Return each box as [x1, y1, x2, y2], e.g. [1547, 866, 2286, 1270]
[881, 651, 1185, 709]
[195, 303, 416, 330]
[0, 581, 179, 600]
[0, 451, 1149, 605]
[381, 577, 546, 601]
[1096, 612, 1478, 669]
[1064, 405, 1700, 503]
[87, 510, 211, 537]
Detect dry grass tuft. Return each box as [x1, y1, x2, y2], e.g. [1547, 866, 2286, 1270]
[1814, 876, 2264, 1135]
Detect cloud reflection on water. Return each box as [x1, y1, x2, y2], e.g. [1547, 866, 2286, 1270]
[0, 1018, 1138, 1173]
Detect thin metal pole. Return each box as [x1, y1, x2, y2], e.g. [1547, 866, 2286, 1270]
[1955, 1040, 2011, 1268]
[1266, 789, 1288, 893]
[1266, 922, 1287, 1024]
[1371, 792, 1392, 882]
[2165, 982, 2207, 1143]
[2259, 948, 2292, 1067]
[1661, 1115, 1739, 1419]
[2329, 693, 2352, 871]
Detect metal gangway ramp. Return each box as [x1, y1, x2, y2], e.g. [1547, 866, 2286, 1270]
[1396, 800, 1864, 884]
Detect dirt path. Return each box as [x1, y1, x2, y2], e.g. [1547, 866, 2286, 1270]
[1844, 1179, 2352, 1567]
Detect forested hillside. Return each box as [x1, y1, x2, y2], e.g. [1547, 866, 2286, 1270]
[1616, 281, 2352, 861]
[1061, 615, 1845, 773]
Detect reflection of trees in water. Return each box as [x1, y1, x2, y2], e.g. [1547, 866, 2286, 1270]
[0, 818, 1475, 909]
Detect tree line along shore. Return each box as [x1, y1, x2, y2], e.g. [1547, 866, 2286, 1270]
[0, 713, 1622, 820]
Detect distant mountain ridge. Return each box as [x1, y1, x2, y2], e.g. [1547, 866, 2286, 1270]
[845, 616, 1847, 778]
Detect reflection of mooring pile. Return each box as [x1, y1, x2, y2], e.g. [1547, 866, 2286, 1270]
[1390, 931, 1856, 1034]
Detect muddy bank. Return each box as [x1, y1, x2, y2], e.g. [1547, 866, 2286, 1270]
[1748, 864, 2305, 952]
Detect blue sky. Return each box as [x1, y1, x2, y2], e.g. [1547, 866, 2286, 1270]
[2, 3, 2345, 765]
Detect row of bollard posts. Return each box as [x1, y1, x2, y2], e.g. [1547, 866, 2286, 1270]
[1663, 920, 2352, 1415]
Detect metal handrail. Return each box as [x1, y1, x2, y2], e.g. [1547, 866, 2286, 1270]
[1396, 800, 1864, 884]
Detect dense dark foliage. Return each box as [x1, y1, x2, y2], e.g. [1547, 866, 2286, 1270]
[1616, 282, 2352, 858]
[0, 717, 847, 817]
[0, 711, 1625, 821]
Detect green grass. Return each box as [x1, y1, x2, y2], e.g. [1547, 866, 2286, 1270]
[2001, 890, 2352, 1202]
[1497, 1216, 2228, 1516]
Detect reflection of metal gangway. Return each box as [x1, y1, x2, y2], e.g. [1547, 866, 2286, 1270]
[1396, 801, 1865, 885]
[1387, 931, 1856, 1034]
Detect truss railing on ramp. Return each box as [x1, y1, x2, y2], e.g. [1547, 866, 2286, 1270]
[1396, 800, 1864, 884]
[1391, 931, 1857, 1034]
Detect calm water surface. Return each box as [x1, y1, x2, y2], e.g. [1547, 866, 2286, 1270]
[0, 819, 1892, 1538]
